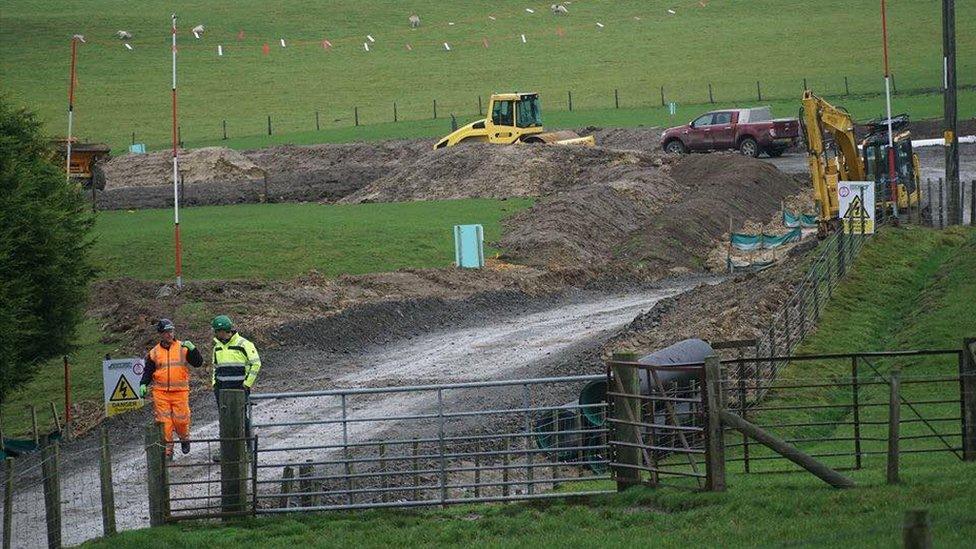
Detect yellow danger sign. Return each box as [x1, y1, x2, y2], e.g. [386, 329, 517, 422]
[103, 358, 145, 417]
[838, 182, 876, 235]
[110, 375, 139, 402]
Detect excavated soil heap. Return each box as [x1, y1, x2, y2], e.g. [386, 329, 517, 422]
[342, 145, 670, 203]
[102, 147, 265, 189]
[499, 153, 802, 271]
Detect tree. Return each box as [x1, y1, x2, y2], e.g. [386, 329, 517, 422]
[0, 99, 96, 402]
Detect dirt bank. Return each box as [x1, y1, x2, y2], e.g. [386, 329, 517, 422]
[102, 147, 265, 189]
[498, 153, 804, 271]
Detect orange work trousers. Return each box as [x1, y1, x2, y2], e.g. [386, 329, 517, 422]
[152, 389, 191, 455]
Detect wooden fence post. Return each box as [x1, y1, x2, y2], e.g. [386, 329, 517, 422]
[41, 442, 62, 549]
[267, 115, 272, 136]
[223, 120, 228, 140]
[219, 389, 247, 517]
[315, 111, 320, 131]
[28, 405, 38, 446]
[756, 80, 762, 101]
[704, 356, 726, 491]
[903, 509, 932, 549]
[844, 76, 850, 96]
[961, 338, 976, 461]
[887, 368, 901, 484]
[99, 427, 117, 536]
[660, 86, 665, 107]
[3, 458, 13, 549]
[279, 466, 294, 508]
[433, 99, 437, 119]
[354, 107, 359, 127]
[478, 95, 483, 116]
[614, 88, 619, 109]
[298, 462, 313, 507]
[567, 90, 573, 112]
[610, 352, 641, 491]
[708, 83, 714, 104]
[393, 102, 398, 123]
[145, 422, 168, 527]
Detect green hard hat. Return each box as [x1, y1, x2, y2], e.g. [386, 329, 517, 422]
[211, 315, 233, 331]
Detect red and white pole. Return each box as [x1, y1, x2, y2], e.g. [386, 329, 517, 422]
[66, 37, 78, 182]
[172, 14, 184, 288]
[880, 0, 899, 217]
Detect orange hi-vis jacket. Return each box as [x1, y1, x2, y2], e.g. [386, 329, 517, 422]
[147, 341, 191, 392]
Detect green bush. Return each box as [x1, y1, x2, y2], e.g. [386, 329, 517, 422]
[0, 99, 95, 402]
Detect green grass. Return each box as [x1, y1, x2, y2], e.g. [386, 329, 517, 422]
[192, 90, 976, 152]
[90, 199, 531, 280]
[81, 226, 976, 547]
[2, 0, 974, 151]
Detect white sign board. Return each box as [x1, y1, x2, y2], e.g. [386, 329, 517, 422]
[103, 358, 145, 417]
[837, 181, 875, 234]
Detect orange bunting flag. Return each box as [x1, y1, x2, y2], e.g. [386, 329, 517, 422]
[262, 43, 270, 55]
[322, 39, 332, 49]
[237, 30, 245, 41]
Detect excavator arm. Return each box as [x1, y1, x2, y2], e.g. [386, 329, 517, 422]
[800, 91, 865, 226]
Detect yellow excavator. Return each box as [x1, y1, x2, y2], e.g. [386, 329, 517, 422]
[800, 90, 920, 233]
[434, 92, 595, 149]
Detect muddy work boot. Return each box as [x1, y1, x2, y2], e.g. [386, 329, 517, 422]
[212, 450, 221, 463]
[181, 440, 191, 454]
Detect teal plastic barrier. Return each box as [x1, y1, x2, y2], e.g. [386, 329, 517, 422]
[453, 224, 484, 268]
[730, 227, 802, 251]
[783, 210, 818, 228]
[129, 143, 146, 154]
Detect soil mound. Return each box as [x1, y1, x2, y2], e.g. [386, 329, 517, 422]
[102, 147, 265, 189]
[498, 153, 802, 272]
[342, 145, 670, 203]
[579, 127, 664, 152]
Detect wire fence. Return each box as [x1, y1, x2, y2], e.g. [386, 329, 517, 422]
[136, 79, 976, 150]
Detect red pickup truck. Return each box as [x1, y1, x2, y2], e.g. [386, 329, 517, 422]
[661, 107, 799, 157]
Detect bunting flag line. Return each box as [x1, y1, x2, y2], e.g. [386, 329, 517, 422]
[217, 45, 223, 56]
[280, 38, 286, 47]
[262, 43, 270, 55]
[443, 42, 450, 51]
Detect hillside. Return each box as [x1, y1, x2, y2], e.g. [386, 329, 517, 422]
[2, 0, 974, 150]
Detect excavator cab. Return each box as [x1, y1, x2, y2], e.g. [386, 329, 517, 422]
[434, 92, 594, 148]
[860, 116, 920, 211]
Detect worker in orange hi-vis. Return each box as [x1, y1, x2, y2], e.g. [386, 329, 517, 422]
[140, 319, 203, 459]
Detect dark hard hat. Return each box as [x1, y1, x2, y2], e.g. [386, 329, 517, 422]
[156, 318, 176, 333]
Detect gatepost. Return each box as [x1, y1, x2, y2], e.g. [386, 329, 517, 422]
[219, 389, 248, 517]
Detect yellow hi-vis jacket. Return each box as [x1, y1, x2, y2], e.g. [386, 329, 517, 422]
[211, 332, 262, 390]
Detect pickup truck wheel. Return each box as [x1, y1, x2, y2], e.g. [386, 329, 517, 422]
[738, 137, 759, 158]
[664, 140, 686, 154]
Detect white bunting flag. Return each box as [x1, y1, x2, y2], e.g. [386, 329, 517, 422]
[521, 34, 527, 43]
[444, 42, 451, 51]
[193, 31, 200, 39]
[217, 45, 223, 56]
[280, 38, 286, 47]
[405, 43, 413, 51]
[668, 9, 676, 14]
[367, 35, 375, 43]
[488, 15, 496, 20]
[448, 22, 455, 26]
[525, 8, 535, 13]
[596, 22, 605, 28]
[124, 43, 133, 50]
[364, 42, 370, 51]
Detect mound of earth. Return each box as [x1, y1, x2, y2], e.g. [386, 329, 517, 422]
[578, 127, 664, 152]
[341, 145, 670, 203]
[102, 147, 265, 189]
[498, 153, 803, 272]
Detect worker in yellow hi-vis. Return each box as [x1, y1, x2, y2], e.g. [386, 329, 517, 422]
[210, 314, 262, 461]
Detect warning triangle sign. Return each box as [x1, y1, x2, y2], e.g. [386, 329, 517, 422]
[110, 375, 139, 402]
[842, 195, 870, 220]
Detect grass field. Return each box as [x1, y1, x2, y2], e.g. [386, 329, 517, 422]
[81, 226, 976, 547]
[91, 199, 531, 280]
[3, 1, 974, 151]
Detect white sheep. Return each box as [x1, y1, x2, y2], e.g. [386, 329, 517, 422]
[191, 24, 205, 37]
[115, 30, 132, 40]
[551, 4, 569, 15]
[408, 14, 421, 28]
